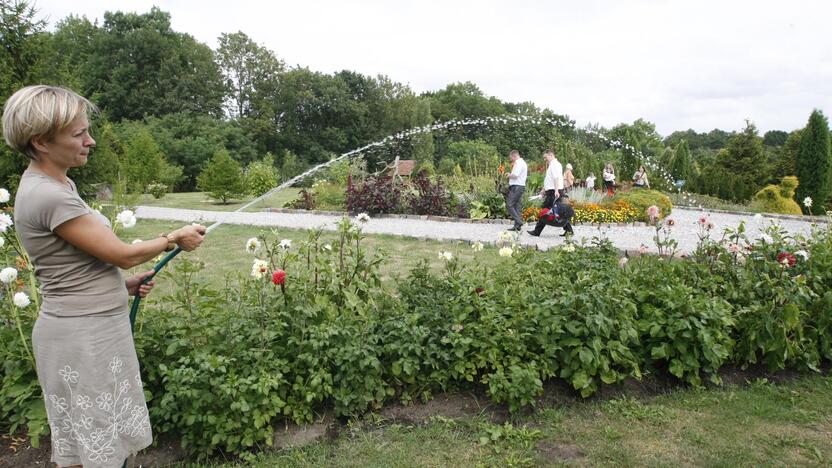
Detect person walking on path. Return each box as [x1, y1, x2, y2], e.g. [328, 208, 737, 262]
[529, 197, 575, 237]
[528, 150, 567, 236]
[504, 149, 527, 231]
[563, 163, 575, 191]
[2, 85, 206, 468]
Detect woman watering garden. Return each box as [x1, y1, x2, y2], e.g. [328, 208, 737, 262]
[2, 85, 206, 468]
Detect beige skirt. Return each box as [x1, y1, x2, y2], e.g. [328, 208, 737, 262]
[32, 305, 152, 468]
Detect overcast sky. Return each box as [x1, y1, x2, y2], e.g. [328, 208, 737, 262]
[33, 0, 832, 136]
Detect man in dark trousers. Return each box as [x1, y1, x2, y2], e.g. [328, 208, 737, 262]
[528, 150, 574, 237]
[528, 196, 574, 237]
[504, 150, 527, 231]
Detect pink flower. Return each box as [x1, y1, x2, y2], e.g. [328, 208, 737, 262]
[646, 205, 660, 221]
[728, 243, 741, 254]
[698, 215, 708, 226]
[272, 269, 286, 285]
[666, 218, 675, 227]
[638, 245, 648, 255]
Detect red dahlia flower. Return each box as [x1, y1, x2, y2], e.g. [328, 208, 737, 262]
[272, 269, 286, 285]
[776, 252, 796, 268]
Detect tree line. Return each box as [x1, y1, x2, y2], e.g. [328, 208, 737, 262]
[1, 1, 829, 211]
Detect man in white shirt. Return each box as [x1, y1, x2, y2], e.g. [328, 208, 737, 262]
[538, 149, 563, 199]
[529, 149, 573, 237]
[504, 150, 527, 231]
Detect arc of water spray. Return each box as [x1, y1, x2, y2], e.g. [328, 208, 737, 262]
[130, 113, 689, 331]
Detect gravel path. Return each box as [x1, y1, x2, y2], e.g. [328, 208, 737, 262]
[135, 206, 821, 254]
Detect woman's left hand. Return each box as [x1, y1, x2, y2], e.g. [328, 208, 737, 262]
[126, 270, 156, 297]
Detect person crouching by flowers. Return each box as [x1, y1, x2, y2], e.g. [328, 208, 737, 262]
[2, 85, 206, 468]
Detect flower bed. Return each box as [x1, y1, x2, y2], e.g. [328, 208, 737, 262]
[573, 200, 640, 224]
[3, 208, 831, 458]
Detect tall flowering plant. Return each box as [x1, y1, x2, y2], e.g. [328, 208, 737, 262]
[651, 215, 678, 258]
[242, 215, 387, 314]
[0, 187, 50, 445]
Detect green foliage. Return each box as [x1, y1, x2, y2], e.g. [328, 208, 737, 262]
[84, 8, 224, 121]
[140, 112, 259, 191]
[137, 222, 391, 455]
[714, 121, 767, 201]
[611, 189, 673, 220]
[727, 226, 824, 371]
[772, 130, 802, 179]
[323, 156, 366, 186]
[216, 31, 284, 119]
[671, 139, 691, 182]
[0, 192, 46, 446]
[4, 210, 832, 458]
[469, 193, 506, 219]
[425, 81, 506, 122]
[147, 183, 168, 199]
[279, 150, 305, 181]
[437, 158, 456, 175]
[748, 176, 803, 215]
[608, 119, 664, 177]
[310, 180, 345, 210]
[196, 149, 245, 203]
[763, 130, 789, 147]
[119, 126, 182, 194]
[632, 260, 734, 386]
[409, 99, 435, 162]
[444, 140, 500, 177]
[795, 110, 831, 214]
[244, 154, 278, 196]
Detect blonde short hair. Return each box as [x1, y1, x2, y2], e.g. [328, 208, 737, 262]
[2, 85, 97, 160]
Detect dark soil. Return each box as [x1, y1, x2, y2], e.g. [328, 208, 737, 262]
[0, 433, 50, 468]
[0, 433, 186, 468]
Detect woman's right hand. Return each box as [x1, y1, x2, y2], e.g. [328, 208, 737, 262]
[171, 224, 207, 251]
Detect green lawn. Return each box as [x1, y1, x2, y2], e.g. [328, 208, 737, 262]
[180, 374, 832, 467]
[134, 189, 302, 212]
[119, 219, 499, 295]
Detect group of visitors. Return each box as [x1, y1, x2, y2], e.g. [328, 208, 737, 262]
[600, 162, 651, 193]
[503, 150, 652, 237]
[503, 149, 574, 237]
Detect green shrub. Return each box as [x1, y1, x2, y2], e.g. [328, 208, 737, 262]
[147, 183, 168, 199]
[631, 259, 735, 386]
[244, 154, 279, 196]
[197, 149, 246, 204]
[611, 189, 672, 220]
[748, 176, 802, 215]
[311, 180, 345, 210]
[324, 157, 366, 185]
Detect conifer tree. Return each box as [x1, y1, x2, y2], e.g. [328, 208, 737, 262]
[197, 149, 245, 204]
[795, 110, 831, 213]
